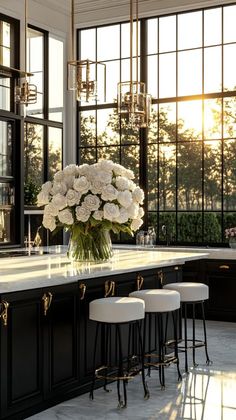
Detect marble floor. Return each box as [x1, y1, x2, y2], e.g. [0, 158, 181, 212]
[28, 320, 236, 420]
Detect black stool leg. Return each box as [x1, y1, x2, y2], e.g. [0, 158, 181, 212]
[103, 324, 111, 392]
[136, 320, 149, 399]
[201, 301, 212, 365]
[90, 322, 100, 400]
[160, 313, 165, 389]
[192, 303, 198, 367]
[157, 314, 165, 389]
[172, 310, 182, 381]
[184, 303, 189, 373]
[117, 324, 127, 408]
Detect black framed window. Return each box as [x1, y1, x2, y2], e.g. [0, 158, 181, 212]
[78, 3, 236, 246]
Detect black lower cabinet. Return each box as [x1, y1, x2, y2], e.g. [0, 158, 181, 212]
[0, 265, 182, 419]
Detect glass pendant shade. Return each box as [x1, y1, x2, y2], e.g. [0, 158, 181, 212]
[15, 78, 37, 105]
[118, 81, 151, 128]
[67, 59, 106, 102]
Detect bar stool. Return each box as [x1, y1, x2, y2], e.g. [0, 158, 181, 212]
[129, 289, 181, 389]
[89, 296, 149, 408]
[163, 282, 212, 372]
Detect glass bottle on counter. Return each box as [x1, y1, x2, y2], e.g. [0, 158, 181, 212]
[147, 226, 156, 247]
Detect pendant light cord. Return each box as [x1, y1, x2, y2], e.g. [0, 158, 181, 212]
[71, 0, 75, 61]
[136, 0, 138, 84]
[130, 0, 133, 85]
[24, 0, 27, 74]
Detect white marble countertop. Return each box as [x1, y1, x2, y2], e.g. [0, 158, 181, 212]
[0, 248, 208, 294]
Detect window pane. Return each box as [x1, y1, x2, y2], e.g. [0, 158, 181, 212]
[204, 8, 222, 46]
[121, 145, 139, 182]
[178, 142, 202, 210]
[147, 19, 157, 55]
[48, 127, 62, 180]
[99, 60, 119, 103]
[178, 50, 202, 95]
[80, 28, 96, 61]
[224, 44, 236, 91]
[223, 97, 236, 138]
[2, 21, 10, 47]
[178, 11, 202, 50]
[159, 103, 176, 143]
[97, 146, 120, 162]
[26, 93, 43, 118]
[224, 5, 236, 44]
[121, 22, 140, 59]
[204, 46, 222, 93]
[80, 111, 96, 147]
[159, 52, 176, 98]
[97, 25, 120, 61]
[204, 213, 221, 243]
[159, 212, 176, 243]
[178, 101, 202, 140]
[147, 55, 157, 97]
[148, 105, 158, 144]
[148, 144, 157, 210]
[49, 37, 64, 122]
[121, 116, 139, 144]
[0, 82, 10, 111]
[204, 99, 222, 140]
[97, 109, 119, 146]
[24, 123, 44, 191]
[224, 139, 236, 211]
[80, 148, 96, 164]
[0, 46, 10, 66]
[177, 213, 202, 243]
[27, 28, 44, 118]
[159, 15, 176, 53]
[0, 121, 12, 176]
[159, 144, 176, 210]
[121, 58, 140, 82]
[204, 141, 221, 210]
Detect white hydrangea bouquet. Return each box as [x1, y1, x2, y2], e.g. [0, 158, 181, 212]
[37, 160, 144, 262]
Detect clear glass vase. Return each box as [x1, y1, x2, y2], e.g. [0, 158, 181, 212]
[229, 237, 236, 249]
[67, 228, 113, 262]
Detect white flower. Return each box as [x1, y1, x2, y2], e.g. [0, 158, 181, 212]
[54, 171, 64, 182]
[83, 194, 100, 211]
[117, 190, 133, 208]
[51, 181, 67, 196]
[125, 169, 135, 180]
[66, 189, 81, 206]
[114, 207, 129, 224]
[73, 176, 91, 194]
[63, 164, 78, 176]
[98, 159, 114, 172]
[138, 207, 144, 218]
[127, 203, 139, 218]
[115, 176, 130, 191]
[103, 203, 120, 221]
[64, 175, 75, 189]
[93, 210, 103, 220]
[58, 209, 74, 225]
[77, 163, 90, 176]
[44, 202, 59, 217]
[128, 180, 136, 191]
[101, 185, 118, 201]
[42, 214, 56, 231]
[113, 163, 126, 176]
[37, 191, 49, 206]
[96, 170, 112, 184]
[41, 181, 52, 194]
[75, 205, 91, 222]
[132, 187, 144, 204]
[90, 179, 105, 194]
[51, 193, 67, 210]
[131, 218, 143, 231]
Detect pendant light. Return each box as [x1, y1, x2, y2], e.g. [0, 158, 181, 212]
[14, 0, 37, 106]
[117, 0, 151, 128]
[67, 0, 106, 102]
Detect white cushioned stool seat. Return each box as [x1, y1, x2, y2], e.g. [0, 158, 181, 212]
[163, 282, 209, 302]
[129, 289, 180, 313]
[89, 297, 145, 324]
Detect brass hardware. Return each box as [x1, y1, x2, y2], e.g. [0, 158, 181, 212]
[0, 300, 9, 326]
[42, 292, 53, 316]
[79, 283, 86, 300]
[104, 280, 115, 298]
[157, 270, 164, 286]
[174, 266, 179, 271]
[136, 274, 144, 291]
[219, 265, 230, 269]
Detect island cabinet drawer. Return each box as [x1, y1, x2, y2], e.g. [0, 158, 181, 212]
[205, 261, 236, 275]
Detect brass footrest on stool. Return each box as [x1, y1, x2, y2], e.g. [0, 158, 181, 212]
[144, 352, 178, 368]
[95, 364, 143, 381]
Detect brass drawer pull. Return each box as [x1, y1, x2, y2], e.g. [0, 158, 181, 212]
[136, 274, 144, 291]
[219, 265, 230, 270]
[42, 292, 53, 316]
[104, 280, 115, 298]
[79, 283, 86, 300]
[0, 300, 9, 326]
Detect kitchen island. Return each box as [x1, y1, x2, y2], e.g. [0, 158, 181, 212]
[0, 248, 208, 420]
